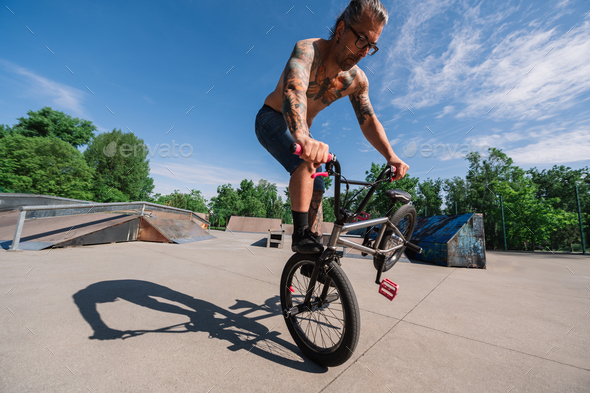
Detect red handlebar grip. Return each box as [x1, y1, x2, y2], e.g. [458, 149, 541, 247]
[311, 172, 329, 179]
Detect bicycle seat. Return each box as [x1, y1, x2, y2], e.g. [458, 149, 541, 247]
[385, 189, 412, 204]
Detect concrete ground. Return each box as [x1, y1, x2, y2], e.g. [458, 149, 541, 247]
[1, 230, 589, 392]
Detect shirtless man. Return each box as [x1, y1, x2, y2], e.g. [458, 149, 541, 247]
[255, 0, 409, 254]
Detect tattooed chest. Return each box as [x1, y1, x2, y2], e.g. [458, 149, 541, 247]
[307, 67, 355, 107]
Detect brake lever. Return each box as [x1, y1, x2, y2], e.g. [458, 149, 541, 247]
[389, 165, 397, 182]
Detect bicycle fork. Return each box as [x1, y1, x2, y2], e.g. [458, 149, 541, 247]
[283, 250, 340, 318]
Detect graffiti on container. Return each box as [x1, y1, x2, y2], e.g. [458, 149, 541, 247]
[405, 213, 486, 268]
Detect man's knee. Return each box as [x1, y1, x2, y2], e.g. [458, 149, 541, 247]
[292, 160, 315, 176]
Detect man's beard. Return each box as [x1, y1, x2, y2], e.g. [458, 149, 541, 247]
[337, 52, 360, 71]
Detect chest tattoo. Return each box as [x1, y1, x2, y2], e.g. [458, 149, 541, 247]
[307, 45, 356, 106]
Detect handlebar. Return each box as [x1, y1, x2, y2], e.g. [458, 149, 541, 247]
[290, 143, 397, 224]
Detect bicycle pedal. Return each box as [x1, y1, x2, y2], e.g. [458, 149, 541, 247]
[379, 279, 398, 301]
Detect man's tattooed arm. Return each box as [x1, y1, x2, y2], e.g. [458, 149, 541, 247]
[351, 70, 398, 164]
[349, 72, 375, 126]
[282, 40, 314, 137]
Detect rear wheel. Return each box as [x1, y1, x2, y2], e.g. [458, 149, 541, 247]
[374, 204, 417, 272]
[280, 253, 360, 367]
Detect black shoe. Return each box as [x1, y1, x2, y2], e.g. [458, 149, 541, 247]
[292, 227, 324, 254]
[311, 230, 323, 245]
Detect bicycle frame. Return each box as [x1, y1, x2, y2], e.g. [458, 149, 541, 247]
[299, 156, 407, 308]
[329, 217, 408, 256]
[325, 154, 405, 255]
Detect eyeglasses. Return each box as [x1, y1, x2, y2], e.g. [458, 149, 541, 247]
[346, 23, 379, 55]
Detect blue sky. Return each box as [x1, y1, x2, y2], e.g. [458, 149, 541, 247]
[1, 0, 589, 201]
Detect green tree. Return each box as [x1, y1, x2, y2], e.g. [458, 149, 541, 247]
[443, 176, 469, 215]
[256, 179, 284, 219]
[0, 124, 12, 139]
[283, 187, 293, 224]
[154, 189, 208, 213]
[492, 170, 578, 251]
[237, 179, 265, 217]
[84, 128, 154, 202]
[465, 148, 516, 249]
[363, 162, 420, 217]
[0, 134, 93, 199]
[12, 107, 96, 147]
[415, 178, 443, 216]
[528, 165, 590, 251]
[528, 165, 590, 211]
[322, 196, 336, 223]
[209, 184, 241, 226]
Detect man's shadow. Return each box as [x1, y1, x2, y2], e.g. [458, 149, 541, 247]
[72, 280, 326, 373]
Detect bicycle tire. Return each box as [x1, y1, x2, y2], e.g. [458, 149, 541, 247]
[280, 253, 360, 367]
[374, 204, 417, 272]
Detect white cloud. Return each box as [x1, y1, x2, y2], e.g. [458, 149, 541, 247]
[436, 105, 455, 118]
[0, 59, 87, 117]
[358, 141, 374, 153]
[449, 116, 590, 165]
[150, 159, 289, 190]
[505, 127, 590, 165]
[383, 1, 590, 121]
[458, 21, 590, 120]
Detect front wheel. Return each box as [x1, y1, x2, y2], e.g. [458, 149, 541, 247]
[374, 204, 417, 272]
[280, 253, 360, 367]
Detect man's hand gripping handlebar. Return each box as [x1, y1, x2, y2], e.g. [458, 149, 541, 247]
[290, 143, 333, 179]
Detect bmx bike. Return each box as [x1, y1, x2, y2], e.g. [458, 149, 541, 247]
[280, 144, 422, 367]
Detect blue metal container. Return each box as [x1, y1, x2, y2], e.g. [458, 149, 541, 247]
[405, 213, 486, 268]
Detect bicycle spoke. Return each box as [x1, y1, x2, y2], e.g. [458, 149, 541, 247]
[319, 317, 326, 349]
[324, 306, 345, 325]
[318, 312, 338, 347]
[293, 273, 306, 295]
[311, 311, 319, 345]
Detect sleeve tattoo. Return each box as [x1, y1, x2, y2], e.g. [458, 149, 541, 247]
[282, 42, 312, 135]
[350, 80, 375, 126]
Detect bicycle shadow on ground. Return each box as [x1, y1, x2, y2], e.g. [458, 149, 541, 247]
[72, 279, 326, 373]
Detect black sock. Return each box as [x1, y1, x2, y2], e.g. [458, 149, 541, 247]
[292, 210, 309, 232]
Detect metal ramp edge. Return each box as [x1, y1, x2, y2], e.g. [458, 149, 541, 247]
[1, 213, 215, 251]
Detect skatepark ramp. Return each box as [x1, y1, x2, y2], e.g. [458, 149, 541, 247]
[0, 196, 214, 251]
[281, 222, 334, 235]
[226, 216, 282, 233]
[404, 213, 486, 268]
